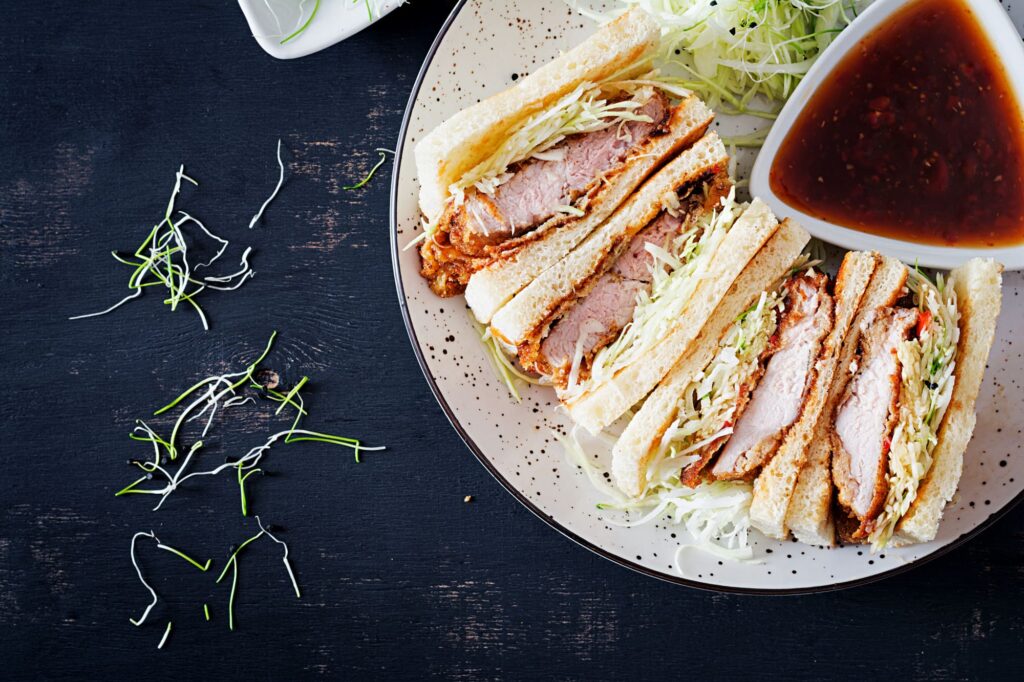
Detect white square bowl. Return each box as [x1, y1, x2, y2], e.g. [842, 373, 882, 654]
[750, 0, 1024, 270]
[238, 0, 404, 59]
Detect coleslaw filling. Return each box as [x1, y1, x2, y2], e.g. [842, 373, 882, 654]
[869, 268, 960, 549]
[562, 188, 744, 400]
[652, 283, 784, 476]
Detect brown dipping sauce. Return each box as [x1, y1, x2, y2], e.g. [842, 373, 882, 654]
[770, 0, 1024, 247]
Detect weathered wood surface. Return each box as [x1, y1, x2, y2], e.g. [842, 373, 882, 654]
[0, 1, 1022, 679]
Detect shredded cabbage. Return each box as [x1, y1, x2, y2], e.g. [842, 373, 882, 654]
[869, 268, 960, 549]
[556, 426, 755, 562]
[574, 0, 860, 114]
[563, 188, 744, 401]
[653, 286, 783, 473]
[468, 310, 549, 402]
[609, 478, 755, 562]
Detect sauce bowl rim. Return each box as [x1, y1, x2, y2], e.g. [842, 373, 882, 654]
[749, 0, 1024, 270]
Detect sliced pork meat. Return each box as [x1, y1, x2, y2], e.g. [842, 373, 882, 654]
[539, 274, 647, 374]
[611, 211, 683, 281]
[679, 368, 763, 487]
[709, 272, 834, 481]
[832, 307, 918, 534]
[537, 211, 684, 383]
[446, 93, 670, 258]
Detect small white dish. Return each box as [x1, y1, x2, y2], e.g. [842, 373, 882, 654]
[238, 0, 403, 60]
[750, 0, 1024, 270]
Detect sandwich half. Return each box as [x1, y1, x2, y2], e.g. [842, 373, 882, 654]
[609, 248, 879, 544]
[487, 132, 729, 390]
[558, 191, 784, 433]
[825, 257, 1002, 549]
[610, 216, 812, 499]
[414, 7, 713, 309]
[748, 250, 877, 539]
[785, 254, 907, 546]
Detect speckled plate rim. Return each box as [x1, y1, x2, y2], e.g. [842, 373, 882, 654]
[389, 0, 1024, 595]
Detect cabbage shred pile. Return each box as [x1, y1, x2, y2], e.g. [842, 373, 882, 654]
[579, 0, 857, 115]
[557, 426, 756, 562]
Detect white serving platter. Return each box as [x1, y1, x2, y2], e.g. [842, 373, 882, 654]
[391, 0, 1024, 592]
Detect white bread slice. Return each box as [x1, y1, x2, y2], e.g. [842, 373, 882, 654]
[465, 96, 715, 323]
[785, 419, 837, 546]
[894, 258, 1003, 545]
[786, 251, 898, 546]
[611, 218, 810, 497]
[566, 198, 779, 433]
[414, 8, 658, 219]
[750, 249, 877, 540]
[488, 132, 728, 348]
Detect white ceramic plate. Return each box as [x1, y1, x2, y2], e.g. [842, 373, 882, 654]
[238, 0, 403, 59]
[750, 0, 1024, 270]
[391, 0, 1024, 592]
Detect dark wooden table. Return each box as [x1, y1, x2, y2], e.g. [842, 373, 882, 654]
[2, 2, 1022, 679]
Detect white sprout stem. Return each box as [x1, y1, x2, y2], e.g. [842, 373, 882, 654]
[166, 215, 192, 311]
[165, 165, 197, 222]
[157, 622, 172, 650]
[171, 374, 246, 451]
[128, 531, 159, 626]
[183, 384, 222, 424]
[150, 429, 385, 510]
[181, 289, 209, 331]
[263, 0, 285, 36]
[174, 441, 205, 487]
[133, 421, 161, 458]
[179, 211, 229, 269]
[67, 287, 144, 320]
[185, 376, 238, 438]
[150, 439, 208, 512]
[290, 0, 310, 35]
[199, 401, 218, 438]
[249, 139, 285, 228]
[255, 515, 301, 599]
[203, 247, 255, 291]
[132, 422, 174, 478]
